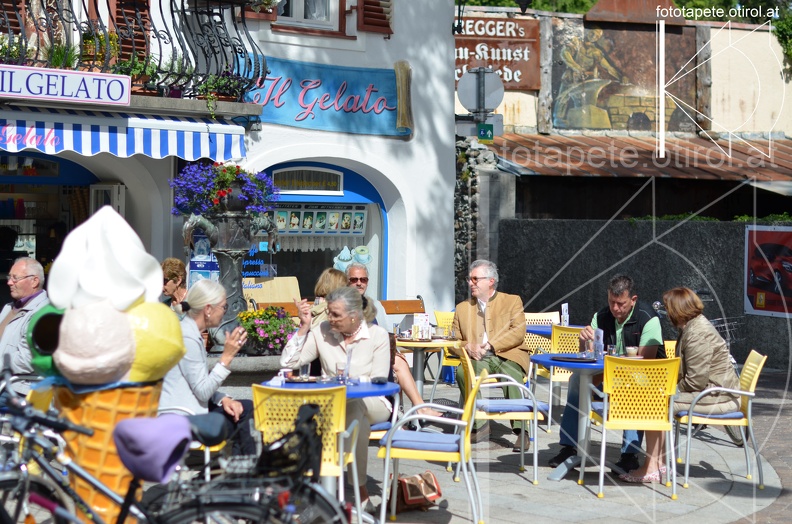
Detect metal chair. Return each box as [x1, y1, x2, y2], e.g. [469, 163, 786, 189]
[251, 384, 361, 518]
[674, 349, 767, 489]
[457, 345, 546, 484]
[428, 310, 460, 403]
[533, 324, 583, 432]
[585, 356, 681, 499]
[378, 370, 488, 524]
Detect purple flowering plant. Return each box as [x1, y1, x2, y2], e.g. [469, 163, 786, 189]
[237, 306, 296, 356]
[170, 160, 278, 216]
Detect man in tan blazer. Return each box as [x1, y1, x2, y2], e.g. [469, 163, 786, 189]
[451, 259, 528, 443]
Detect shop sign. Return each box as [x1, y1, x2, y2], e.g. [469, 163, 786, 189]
[455, 17, 540, 91]
[0, 64, 130, 106]
[247, 57, 412, 137]
[273, 167, 342, 194]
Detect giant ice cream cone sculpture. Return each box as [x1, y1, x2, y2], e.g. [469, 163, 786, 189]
[37, 206, 186, 523]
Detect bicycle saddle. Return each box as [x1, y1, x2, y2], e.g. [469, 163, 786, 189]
[113, 414, 191, 483]
[186, 412, 230, 447]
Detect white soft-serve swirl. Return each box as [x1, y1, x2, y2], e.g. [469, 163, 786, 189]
[46, 207, 165, 385]
[48, 206, 163, 311]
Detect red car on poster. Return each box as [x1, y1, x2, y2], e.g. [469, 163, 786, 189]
[747, 243, 792, 296]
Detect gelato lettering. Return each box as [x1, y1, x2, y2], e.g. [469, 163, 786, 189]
[0, 65, 130, 105]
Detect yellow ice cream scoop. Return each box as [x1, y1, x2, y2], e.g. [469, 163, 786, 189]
[126, 302, 186, 382]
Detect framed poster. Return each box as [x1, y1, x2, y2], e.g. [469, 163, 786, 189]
[744, 225, 792, 317]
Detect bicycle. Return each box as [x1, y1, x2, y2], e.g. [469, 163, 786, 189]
[0, 380, 348, 524]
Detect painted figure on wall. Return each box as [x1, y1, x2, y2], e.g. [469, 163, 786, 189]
[552, 21, 697, 132]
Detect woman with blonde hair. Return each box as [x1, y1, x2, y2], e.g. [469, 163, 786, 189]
[621, 287, 739, 483]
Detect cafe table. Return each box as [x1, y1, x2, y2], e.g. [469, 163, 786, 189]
[529, 353, 604, 482]
[395, 338, 461, 393]
[526, 324, 585, 338]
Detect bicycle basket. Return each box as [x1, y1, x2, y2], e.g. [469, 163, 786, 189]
[255, 403, 322, 481]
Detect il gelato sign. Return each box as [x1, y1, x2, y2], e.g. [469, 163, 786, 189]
[0, 64, 130, 105]
[246, 57, 413, 137]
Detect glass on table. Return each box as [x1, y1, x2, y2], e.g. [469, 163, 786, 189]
[582, 339, 595, 359]
[336, 362, 346, 383]
[606, 344, 616, 356]
[299, 363, 311, 380]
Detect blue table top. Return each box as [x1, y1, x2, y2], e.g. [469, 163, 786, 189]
[526, 325, 586, 337]
[531, 353, 604, 371]
[261, 379, 400, 399]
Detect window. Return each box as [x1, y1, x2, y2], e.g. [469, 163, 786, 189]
[276, 0, 336, 29]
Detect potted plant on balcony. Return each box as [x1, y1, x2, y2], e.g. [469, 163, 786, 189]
[113, 55, 159, 92]
[196, 70, 250, 118]
[160, 54, 194, 98]
[46, 42, 80, 69]
[80, 30, 119, 67]
[0, 36, 25, 65]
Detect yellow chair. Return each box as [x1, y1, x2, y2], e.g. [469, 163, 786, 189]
[428, 310, 461, 403]
[523, 311, 560, 356]
[675, 349, 767, 489]
[251, 384, 361, 517]
[584, 356, 681, 499]
[664, 340, 678, 358]
[457, 346, 545, 484]
[533, 324, 583, 433]
[378, 371, 488, 524]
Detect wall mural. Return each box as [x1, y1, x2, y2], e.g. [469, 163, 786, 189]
[551, 20, 697, 132]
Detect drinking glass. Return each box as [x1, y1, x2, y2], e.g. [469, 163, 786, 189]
[299, 363, 311, 381]
[606, 344, 616, 356]
[336, 362, 346, 383]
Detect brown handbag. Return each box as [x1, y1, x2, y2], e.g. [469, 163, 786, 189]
[388, 470, 443, 513]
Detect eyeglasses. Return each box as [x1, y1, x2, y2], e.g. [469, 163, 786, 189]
[348, 277, 369, 284]
[467, 276, 489, 284]
[7, 275, 35, 283]
[214, 303, 229, 313]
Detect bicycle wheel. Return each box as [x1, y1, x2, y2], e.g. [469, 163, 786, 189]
[288, 482, 349, 524]
[158, 500, 280, 524]
[725, 425, 745, 447]
[0, 471, 73, 524]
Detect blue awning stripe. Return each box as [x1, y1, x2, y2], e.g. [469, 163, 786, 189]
[0, 107, 246, 162]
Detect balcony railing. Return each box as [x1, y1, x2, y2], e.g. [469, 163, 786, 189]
[0, 0, 266, 102]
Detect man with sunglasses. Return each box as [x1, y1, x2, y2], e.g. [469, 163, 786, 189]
[0, 257, 49, 393]
[346, 263, 388, 327]
[451, 259, 528, 444]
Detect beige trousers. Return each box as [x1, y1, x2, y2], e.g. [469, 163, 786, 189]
[346, 397, 391, 482]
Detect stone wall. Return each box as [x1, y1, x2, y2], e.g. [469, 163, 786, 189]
[497, 219, 791, 369]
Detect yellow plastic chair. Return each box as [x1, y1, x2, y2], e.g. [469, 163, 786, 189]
[584, 356, 681, 499]
[533, 324, 583, 433]
[524, 311, 560, 355]
[664, 340, 678, 358]
[251, 384, 361, 518]
[674, 349, 767, 489]
[378, 371, 488, 524]
[428, 310, 461, 403]
[457, 346, 545, 484]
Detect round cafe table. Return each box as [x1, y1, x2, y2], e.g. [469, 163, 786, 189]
[395, 338, 461, 393]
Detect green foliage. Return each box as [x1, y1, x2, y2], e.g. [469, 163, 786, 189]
[774, 14, 792, 70]
[734, 212, 792, 223]
[47, 42, 79, 69]
[627, 213, 719, 225]
[0, 36, 24, 65]
[81, 31, 120, 64]
[112, 55, 157, 81]
[462, 0, 595, 12]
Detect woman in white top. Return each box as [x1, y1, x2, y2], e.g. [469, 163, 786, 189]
[280, 286, 391, 509]
[159, 279, 255, 455]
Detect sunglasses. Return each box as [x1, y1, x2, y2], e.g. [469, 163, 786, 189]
[467, 276, 489, 284]
[349, 277, 369, 284]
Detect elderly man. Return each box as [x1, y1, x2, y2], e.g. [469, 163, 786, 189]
[548, 274, 663, 473]
[0, 257, 49, 392]
[451, 259, 529, 444]
[346, 263, 388, 327]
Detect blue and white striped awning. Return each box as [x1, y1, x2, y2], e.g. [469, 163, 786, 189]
[0, 106, 246, 162]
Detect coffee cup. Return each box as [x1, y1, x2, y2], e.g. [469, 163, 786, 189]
[279, 368, 293, 379]
[625, 346, 638, 357]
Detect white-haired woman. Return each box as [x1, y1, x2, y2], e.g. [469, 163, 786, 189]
[159, 279, 255, 455]
[280, 286, 391, 512]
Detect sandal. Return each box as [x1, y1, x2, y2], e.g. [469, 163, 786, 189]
[417, 407, 443, 418]
[619, 470, 662, 483]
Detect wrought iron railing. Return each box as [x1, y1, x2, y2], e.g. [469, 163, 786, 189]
[0, 0, 266, 102]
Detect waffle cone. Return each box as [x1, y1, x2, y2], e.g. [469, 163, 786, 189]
[53, 382, 162, 524]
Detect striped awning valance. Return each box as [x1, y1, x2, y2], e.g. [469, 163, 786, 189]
[0, 106, 246, 162]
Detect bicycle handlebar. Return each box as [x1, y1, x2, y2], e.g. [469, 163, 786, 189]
[3, 394, 94, 437]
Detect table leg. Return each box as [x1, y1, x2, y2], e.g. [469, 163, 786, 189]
[413, 348, 425, 393]
[547, 371, 591, 482]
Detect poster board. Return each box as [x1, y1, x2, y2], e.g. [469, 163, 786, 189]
[744, 225, 792, 317]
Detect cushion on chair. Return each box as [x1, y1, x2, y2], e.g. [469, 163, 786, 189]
[675, 410, 744, 420]
[380, 430, 461, 452]
[371, 421, 392, 432]
[591, 403, 605, 418]
[477, 399, 549, 414]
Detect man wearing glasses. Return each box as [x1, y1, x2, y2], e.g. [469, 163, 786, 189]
[346, 263, 388, 327]
[1, 257, 49, 392]
[451, 259, 529, 444]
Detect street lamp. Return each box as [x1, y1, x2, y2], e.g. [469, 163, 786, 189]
[453, 0, 466, 34]
[515, 0, 533, 14]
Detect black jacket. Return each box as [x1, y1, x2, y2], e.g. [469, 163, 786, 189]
[595, 300, 665, 358]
